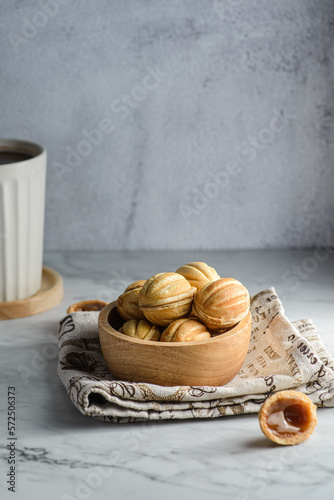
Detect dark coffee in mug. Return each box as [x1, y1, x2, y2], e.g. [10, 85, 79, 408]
[0, 139, 46, 302]
[0, 151, 33, 165]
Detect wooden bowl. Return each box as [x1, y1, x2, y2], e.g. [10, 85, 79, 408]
[98, 301, 252, 387]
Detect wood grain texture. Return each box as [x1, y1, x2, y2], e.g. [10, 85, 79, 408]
[98, 301, 252, 387]
[0, 266, 63, 320]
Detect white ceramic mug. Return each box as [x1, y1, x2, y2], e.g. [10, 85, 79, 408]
[0, 139, 46, 302]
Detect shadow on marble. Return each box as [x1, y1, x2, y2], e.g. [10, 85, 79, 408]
[241, 436, 276, 449]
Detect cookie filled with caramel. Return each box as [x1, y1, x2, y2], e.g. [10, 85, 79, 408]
[67, 299, 107, 313]
[259, 390, 317, 445]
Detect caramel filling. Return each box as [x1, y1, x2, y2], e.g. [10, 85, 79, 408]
[266, 399, 311, 435]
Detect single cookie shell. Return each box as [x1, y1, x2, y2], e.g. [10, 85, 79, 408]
[175, 262, 220, 291]
[192, 277, 250, 330]
[161, 318, 211, 342]
[259, 390, 317, 445]
[67, 299, 107, 313]
[116, 280, 146, 321]
[119, 319, 161, 341]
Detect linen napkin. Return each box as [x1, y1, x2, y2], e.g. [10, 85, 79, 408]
[57, 288, 334, 423]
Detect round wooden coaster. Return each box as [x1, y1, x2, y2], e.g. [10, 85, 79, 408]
[0, 266, 63, 320]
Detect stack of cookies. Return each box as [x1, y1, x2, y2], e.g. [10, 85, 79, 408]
[116, 262, 250, 343]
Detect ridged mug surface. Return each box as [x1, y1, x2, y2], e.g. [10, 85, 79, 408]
[0, 139, 46, 302]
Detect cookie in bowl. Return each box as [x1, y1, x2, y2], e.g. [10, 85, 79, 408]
[98, 301, 252, 386]
[175, 262, 220, 291]
[161, 318, 211, 342]
[138, 272, 196, 326]
[116, 280, 146, 321]
[120, 319, 161, 341]
[192, 277, 250, 331]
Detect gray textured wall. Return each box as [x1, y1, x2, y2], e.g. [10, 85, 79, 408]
[1, 0, 333, 250]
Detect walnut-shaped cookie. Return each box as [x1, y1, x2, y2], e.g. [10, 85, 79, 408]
[116, 280, 146, 321]
[119, 319, 161, 341]
[161, 318, 211, 342]
[192, 277, 250, 330]
[138, 272, 197, 326]
[259, 390, 317, 445]
[175, 262, 220, 291]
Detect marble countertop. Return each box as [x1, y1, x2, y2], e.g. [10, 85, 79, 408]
[1, 250, 334, 500]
